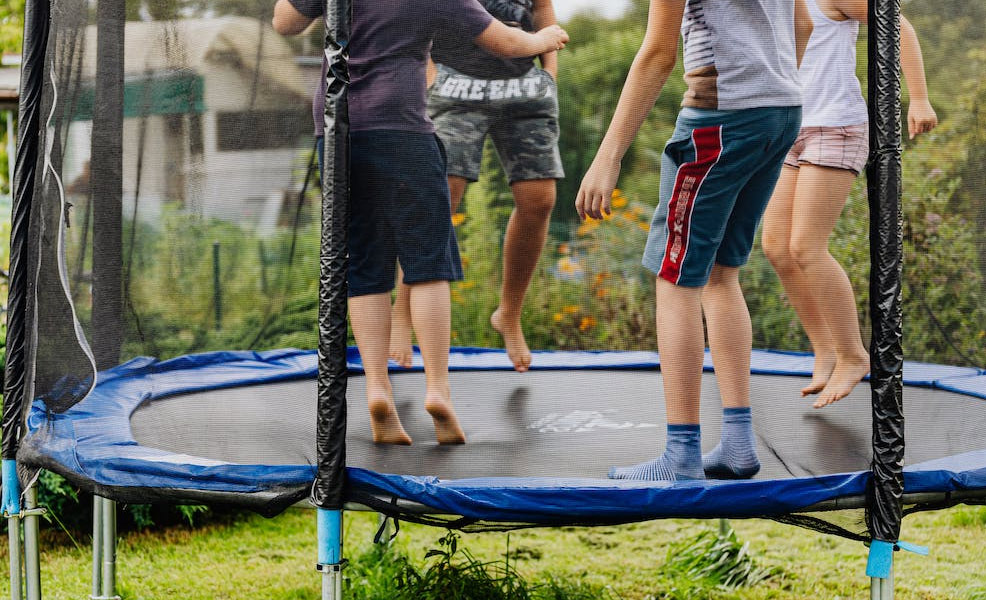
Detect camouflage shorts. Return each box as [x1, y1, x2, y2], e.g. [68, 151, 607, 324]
[428, 64, 565, 183]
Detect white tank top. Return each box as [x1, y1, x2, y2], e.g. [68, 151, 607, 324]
[799, 0, 869, 127]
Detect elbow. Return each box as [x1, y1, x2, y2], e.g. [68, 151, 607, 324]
[638, 46, 677, 79]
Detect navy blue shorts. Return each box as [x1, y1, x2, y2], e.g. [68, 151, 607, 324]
[642, 106, 802, 286]
[319, 131, 464, 297]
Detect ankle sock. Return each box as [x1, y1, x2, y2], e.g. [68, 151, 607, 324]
[608, 424, 704, 481]
[702, 407, 760, 479]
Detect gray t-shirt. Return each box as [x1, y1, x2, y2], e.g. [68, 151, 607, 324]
[431, 0, 537, 79]
[291, 0, 494, 134]
[680, 0, 802, 110]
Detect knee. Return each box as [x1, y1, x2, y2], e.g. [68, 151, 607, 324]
[512, 181, 556, 220]
[762, 234, 795, 273]
[789, 240, 824, 272]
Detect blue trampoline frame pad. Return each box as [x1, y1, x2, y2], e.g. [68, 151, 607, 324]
[22, 347, 986, 523]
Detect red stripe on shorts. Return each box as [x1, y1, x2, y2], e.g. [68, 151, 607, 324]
[659, 125, 723, 284]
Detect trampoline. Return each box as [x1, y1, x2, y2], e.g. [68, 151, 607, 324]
[4, 0, 986, 597]
[20, 347, 986, 530]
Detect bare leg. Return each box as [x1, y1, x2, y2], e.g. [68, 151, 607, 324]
[787, 166, 869, 408]
[762, 166, 838, 395]
[409, 279, 465, 444]
[702, 265, 751, 409]
[388, 176, 469, 367]
[388, 265, 413, 368]
[491, 178, 556, 372]
[656, 278, 705, 424]
[349, 293, 412, 445]
[608, 278, 705, 480]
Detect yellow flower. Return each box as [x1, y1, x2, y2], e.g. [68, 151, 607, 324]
[553, 313, 564, 323]
[451, 213, 467, 227]
[611, 189, 628, 209]
[556, 257, 583, 276]
[558, 242, 570, 255]
[578, 316, 597, 332]
[562, 305, 579, 314]
[577, 219, 600, 236]
[596, 288, 609, 299]
[459, 280, 476, 290]
[637, 221, 650, 231]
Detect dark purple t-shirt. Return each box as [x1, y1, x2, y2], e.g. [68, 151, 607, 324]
[290, 0, 494, 135]
[431, 0, 537, 79]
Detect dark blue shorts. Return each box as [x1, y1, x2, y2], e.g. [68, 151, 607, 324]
[319, 131, 464, 297]
[642, 106, 802, 286]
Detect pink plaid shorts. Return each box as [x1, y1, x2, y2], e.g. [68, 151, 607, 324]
[783, 124, 869, 175]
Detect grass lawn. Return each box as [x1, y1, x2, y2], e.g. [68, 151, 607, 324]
[2, 504, 985, 599]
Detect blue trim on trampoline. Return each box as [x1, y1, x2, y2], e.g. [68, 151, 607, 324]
[22, 347, 986, 519]
[867, 540, 895, 578]
[318, 509, 344, 564]
[2, 460, 21, 515]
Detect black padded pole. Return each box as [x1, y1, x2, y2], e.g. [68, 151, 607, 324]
[865, 0, 905, 546]
[91, 0, 125, 371]
[1, 0, 50, 460]
[311, 0, 351, 510]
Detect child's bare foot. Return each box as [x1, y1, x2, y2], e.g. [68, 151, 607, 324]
[491, 308, 532, 372]
[801, 352, 835, 396]
[424, 391, 466, 445]
[368, 394, 412, 445]
[388, 311, 414, 368]
[813, 353, 870, 409]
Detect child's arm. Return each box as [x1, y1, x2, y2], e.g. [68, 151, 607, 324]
[576, 0, 685, 221]
[474, 20, 569, 59]
[899, 16, 937, 138]
[794, 0, 813, 68]
[532, 0, 559, 80]
[829, 0, 938, 138]
[272, 0, 316, 35]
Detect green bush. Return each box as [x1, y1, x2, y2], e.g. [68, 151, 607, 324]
[346, 531, 619, 600]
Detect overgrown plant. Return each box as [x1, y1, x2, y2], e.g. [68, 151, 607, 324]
[656, 526, 780, 592]
[346, 531, 619, 600]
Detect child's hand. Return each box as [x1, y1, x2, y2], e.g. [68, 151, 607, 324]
[575, 157, 620, 221]
[907, 99, 938, 139]
[535, 24, 569, 53]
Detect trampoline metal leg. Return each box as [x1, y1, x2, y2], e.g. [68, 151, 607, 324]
[22, 488, 41, 600]
[317, 509, 344, 600]
[101, 498, 118, 600]
[8, 514, 23, 600]
[90, 496, 119, 600]
[870, 563, 894, 600]
[91, 496, 102, 599]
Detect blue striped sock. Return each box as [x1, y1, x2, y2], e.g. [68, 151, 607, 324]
[608, 424, 704, 481]
[702, 407, 760, 479]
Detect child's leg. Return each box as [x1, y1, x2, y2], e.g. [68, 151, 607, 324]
[408, 279, 465, 444]
[389, 176, 468, 368]
[492, 178, 556, 373]
[701, 264, 760, 478]
[388, 266, 414, 368]
[762, 166, 838, 395]
[788, 164, 868, 407]
[609, 278, 704, 480]
[349, 293, 412, 445]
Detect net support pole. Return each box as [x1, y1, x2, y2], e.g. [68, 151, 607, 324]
[311, 0, 351, 596]
[7, 512, 21, 600]
[21, 488, 40, 600]
[90, 0, 125, 370]
[91, 497, 103, 599]
[100, 499, 118, 600]
[317, 509, 344, 600]
[865, 0, 904, 594]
